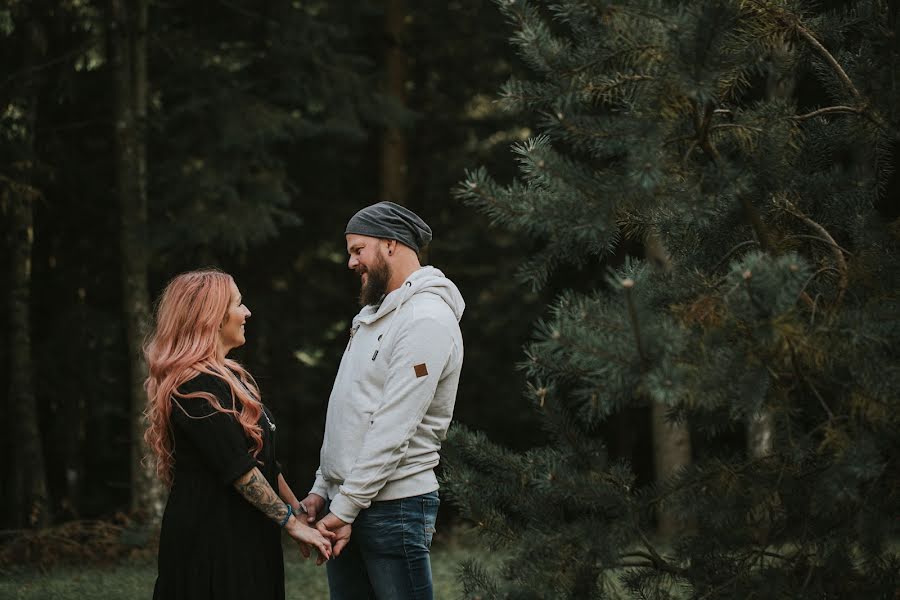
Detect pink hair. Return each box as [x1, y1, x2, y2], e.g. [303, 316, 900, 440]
[143, 269, 263, 487]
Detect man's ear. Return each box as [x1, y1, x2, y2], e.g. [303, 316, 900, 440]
[386, 239, 396, 256]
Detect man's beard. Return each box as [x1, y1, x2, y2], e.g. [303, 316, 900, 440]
[358, 251, 391, 307]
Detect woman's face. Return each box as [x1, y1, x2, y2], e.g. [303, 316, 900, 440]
[218, 279, 251, 354]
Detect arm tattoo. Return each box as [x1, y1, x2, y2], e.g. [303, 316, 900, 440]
[234, 468, 290, 525]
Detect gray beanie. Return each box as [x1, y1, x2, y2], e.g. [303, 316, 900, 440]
[344, 201, 433, 252]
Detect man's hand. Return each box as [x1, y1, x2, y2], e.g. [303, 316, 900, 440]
[298, 493, 326, 524]
[316, 512, 352, 558]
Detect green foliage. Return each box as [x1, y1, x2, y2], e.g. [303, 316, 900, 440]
[0, 535, 477, 599]
[149, 0, 378, 257]
[446, 0, 900, 598]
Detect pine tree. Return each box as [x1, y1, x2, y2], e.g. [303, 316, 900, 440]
[148, 0, 376, 260]
[445, 1, 900, 598]
[2, 1, 51, 528]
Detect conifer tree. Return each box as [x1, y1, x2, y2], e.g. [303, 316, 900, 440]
[445, 1, 900, 597]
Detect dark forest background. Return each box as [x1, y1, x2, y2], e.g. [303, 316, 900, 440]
[0, 0, 615, 530]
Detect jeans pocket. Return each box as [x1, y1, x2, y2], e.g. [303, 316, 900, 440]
[422, 493, 440, 548]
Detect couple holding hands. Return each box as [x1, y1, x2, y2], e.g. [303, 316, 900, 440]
[144, 202, 465, 600]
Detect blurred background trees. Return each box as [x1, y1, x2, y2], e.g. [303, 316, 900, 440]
[1, 0, 547, 531]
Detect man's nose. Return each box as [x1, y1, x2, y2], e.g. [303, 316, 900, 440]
[348, 256, 358, 269]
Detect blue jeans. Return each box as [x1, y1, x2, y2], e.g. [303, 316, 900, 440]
[326, 491, 440, 600]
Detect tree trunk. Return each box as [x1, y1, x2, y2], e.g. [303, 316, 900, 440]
[5, 13, 50, 529]
[380, 0, 408, 204]
[651, 401, 691, 537]
[645, 232, 692, 537]
[747, 411, 774, 457]
[748, 34, 795, 460]
[57, 358, 86, 519]
[109, 0, 162, 520]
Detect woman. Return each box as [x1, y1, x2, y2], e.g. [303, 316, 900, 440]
[144, 269, 332, 600]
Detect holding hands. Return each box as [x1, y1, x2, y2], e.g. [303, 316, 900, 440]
[285, 515, 334, 563]
[295, 493, 352, 564]
[315, 512, 352, 557]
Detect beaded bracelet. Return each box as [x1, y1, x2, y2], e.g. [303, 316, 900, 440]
[279, 503, 293, 528]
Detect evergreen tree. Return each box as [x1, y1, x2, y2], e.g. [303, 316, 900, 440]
[0, 0, 383, 525]
[1, 0, 51, 529]
[445, 1, 900, 598]
[148, 0, 375, 259]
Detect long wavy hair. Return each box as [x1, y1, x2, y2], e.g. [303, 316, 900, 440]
[143, 269, 263, 487]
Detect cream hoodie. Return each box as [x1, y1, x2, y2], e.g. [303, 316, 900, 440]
[310, 266, 465, 523]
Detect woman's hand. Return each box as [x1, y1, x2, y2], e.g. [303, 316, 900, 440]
[285, 516, 334, 564]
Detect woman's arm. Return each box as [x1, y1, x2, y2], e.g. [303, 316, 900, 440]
[277, 473, 327, 561]
[277, 473, 301, 511]
[234, 467, 292, 524]
[233, 467, 333, 561]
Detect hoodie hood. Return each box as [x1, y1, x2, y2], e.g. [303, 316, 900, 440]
[354, 266, 465, 328]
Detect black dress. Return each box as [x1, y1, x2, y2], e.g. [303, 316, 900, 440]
[153, 372, 285, 600]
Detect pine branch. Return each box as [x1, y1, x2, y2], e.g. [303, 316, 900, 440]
[712, 240, 759, 273]
[710, 123, 763, 134]
[793, 25, 860, 101]
[740, 195, 774, 254]
[695, 101, 721, 164]
[788, 342, 834, 421]
[459, 558, 502, 600]
[792, 105, 888, 132]
[638, 529, 668, 568]
[784, 234, 852, 256]
[565, 44, 661, 77]
[792, 105, 863, 121]
[746, 0, 896, 139]
[796, 267, 840, 321]
[745, 0, 860, 99]
[696, 571, 743, 600]
[782, 201, 849, 310]
[681, 139, 699, 166]
[665, 133, 696, 146]
[0, 38, 96, 93]
[581, 73, 654, 98]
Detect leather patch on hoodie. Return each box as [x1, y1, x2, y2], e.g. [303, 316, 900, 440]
[414, 363, 428, 378]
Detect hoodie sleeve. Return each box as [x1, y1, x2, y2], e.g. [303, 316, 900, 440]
[309, 467, 329, 499]
[328, 314, 456, 523]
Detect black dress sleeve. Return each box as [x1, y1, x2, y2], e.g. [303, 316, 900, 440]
[172, 373, 259, 484]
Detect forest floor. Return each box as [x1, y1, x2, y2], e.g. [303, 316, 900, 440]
[0, 526, 493, 600]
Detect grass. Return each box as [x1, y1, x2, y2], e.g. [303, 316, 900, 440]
[0, 528, 481, 600]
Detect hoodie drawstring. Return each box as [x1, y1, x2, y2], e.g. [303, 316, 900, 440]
[371, 280, 412, 361]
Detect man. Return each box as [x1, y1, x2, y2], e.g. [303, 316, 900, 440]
[299, 201, 465, 599]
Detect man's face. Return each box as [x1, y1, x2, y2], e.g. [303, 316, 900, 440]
[346, 234, 392, 307]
